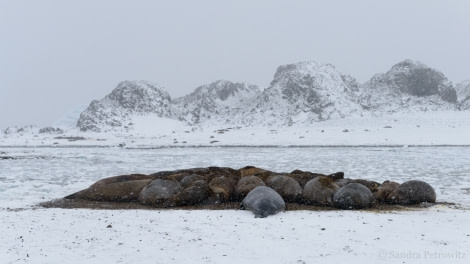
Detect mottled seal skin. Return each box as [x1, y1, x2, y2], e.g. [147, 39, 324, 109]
[238, 166, 274, 181]
[89, 174, 154, 187]
[335, 178, 380, 193]
[374, 180, 400, 204]
[234, 176, 266, 200]
[333, 183, 375, 209]
[240, 186, 286, 218]
[327, 172, 345, 181]
[166, 180, 210, 207]
[388, 180, 436, 205]
[302, 176, 340, 206]
[65, 174, 154, 202]
[208, 176, 237, 203]
[288, 170, 324, 188]
[265, 175, 302, 202]
[138, 179, 182, 206]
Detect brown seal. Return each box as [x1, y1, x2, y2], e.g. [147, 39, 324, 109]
[302, 176, 340, 206]
[166, 180, 210, 207]
[64, 174, 154, 202]
[265, 174, 302, 202]
[373, 180, 400, 204]
[238, 166, 274, 181]
[234, 176, 266, 200]
[208, 176, 237, 203]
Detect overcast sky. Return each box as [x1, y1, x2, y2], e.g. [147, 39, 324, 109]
[1, 1, 469, 128]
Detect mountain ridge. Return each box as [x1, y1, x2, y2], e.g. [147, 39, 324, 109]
[73, 59, 466, 132]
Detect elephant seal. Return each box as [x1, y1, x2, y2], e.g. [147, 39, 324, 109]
[238, 166, 274, 181]
[166, 180, 210, 207]
[335, 178, 380, 193]
[374, 180, 400, 204]
[64, 174, 153, 202]
[234, 176, 266, 200]
[208, 176, 237, 203]
[138, 179, 182, 206]
[240, 186, 286, 218]
[288, 170, 323, 188]
[333, 183, 375, 209]
[302, 176, 340, 206]
[265, 174, 302, 202]
[388, 180, 436, 204]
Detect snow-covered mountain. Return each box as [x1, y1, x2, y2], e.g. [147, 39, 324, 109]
[73, 60, 464, 132]
[77, 81, 172, 132]
[234, 61, 363, 127]
[456, 80, 470, 110]
[359, 60, 457, 113]
[172, 80, 261, 125]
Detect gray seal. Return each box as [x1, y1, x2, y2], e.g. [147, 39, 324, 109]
[388, 180, 436, 204]
[139, 179, 182, 206]
[333, 183, 375, 209]
[240, 186, 286, 218]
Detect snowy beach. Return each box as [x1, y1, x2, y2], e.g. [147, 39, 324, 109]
[1, 143, 469, 264]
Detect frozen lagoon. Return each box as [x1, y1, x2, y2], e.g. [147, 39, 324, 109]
[1, 146, 469, 263]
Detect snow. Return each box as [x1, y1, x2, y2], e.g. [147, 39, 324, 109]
[2, 208, 468, 264]
[1, 143, 470, 263]
[2, 110, 470, 147]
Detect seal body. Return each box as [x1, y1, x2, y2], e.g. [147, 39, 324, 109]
[374, 180, 400, 204]
[139, 179, 182, 206]
[333, 183, 375, 209]
[388, 180, 436, 204]
[265, 175, 302, 202]
[64, 174, 153, 202]
[234, 176, 266, 200]
[241, 186, 286, 218]
[302, 176, 339, 206]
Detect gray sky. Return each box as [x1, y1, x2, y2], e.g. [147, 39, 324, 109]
[1, 0, 469, 128]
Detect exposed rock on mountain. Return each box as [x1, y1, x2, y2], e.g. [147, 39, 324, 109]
[238, 61, 363, 126]
[77, 81, 172, 132]
[74, 60, 464, 132]
[456, 80, 470, 109]
[172, 80, 261, 125]
[359, 60, 457, 113]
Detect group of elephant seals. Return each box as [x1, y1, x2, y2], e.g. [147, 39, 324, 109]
[240, 186, 286, 218]
[61, 166, 438, 216]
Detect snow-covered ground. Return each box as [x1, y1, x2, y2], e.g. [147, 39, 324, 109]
[2, 111, 470, 147]
[1, 144, 469, 263]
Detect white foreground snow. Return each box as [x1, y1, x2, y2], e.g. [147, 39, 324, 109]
[2, 207, 468, 264]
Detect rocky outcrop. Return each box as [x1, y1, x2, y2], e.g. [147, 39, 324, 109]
[77, 81, 172, 132]
[238, 61, 363, 126]
[360, 60, 457, 113]
[172, 80, 260, 125]
[456, 80, 470, 109]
